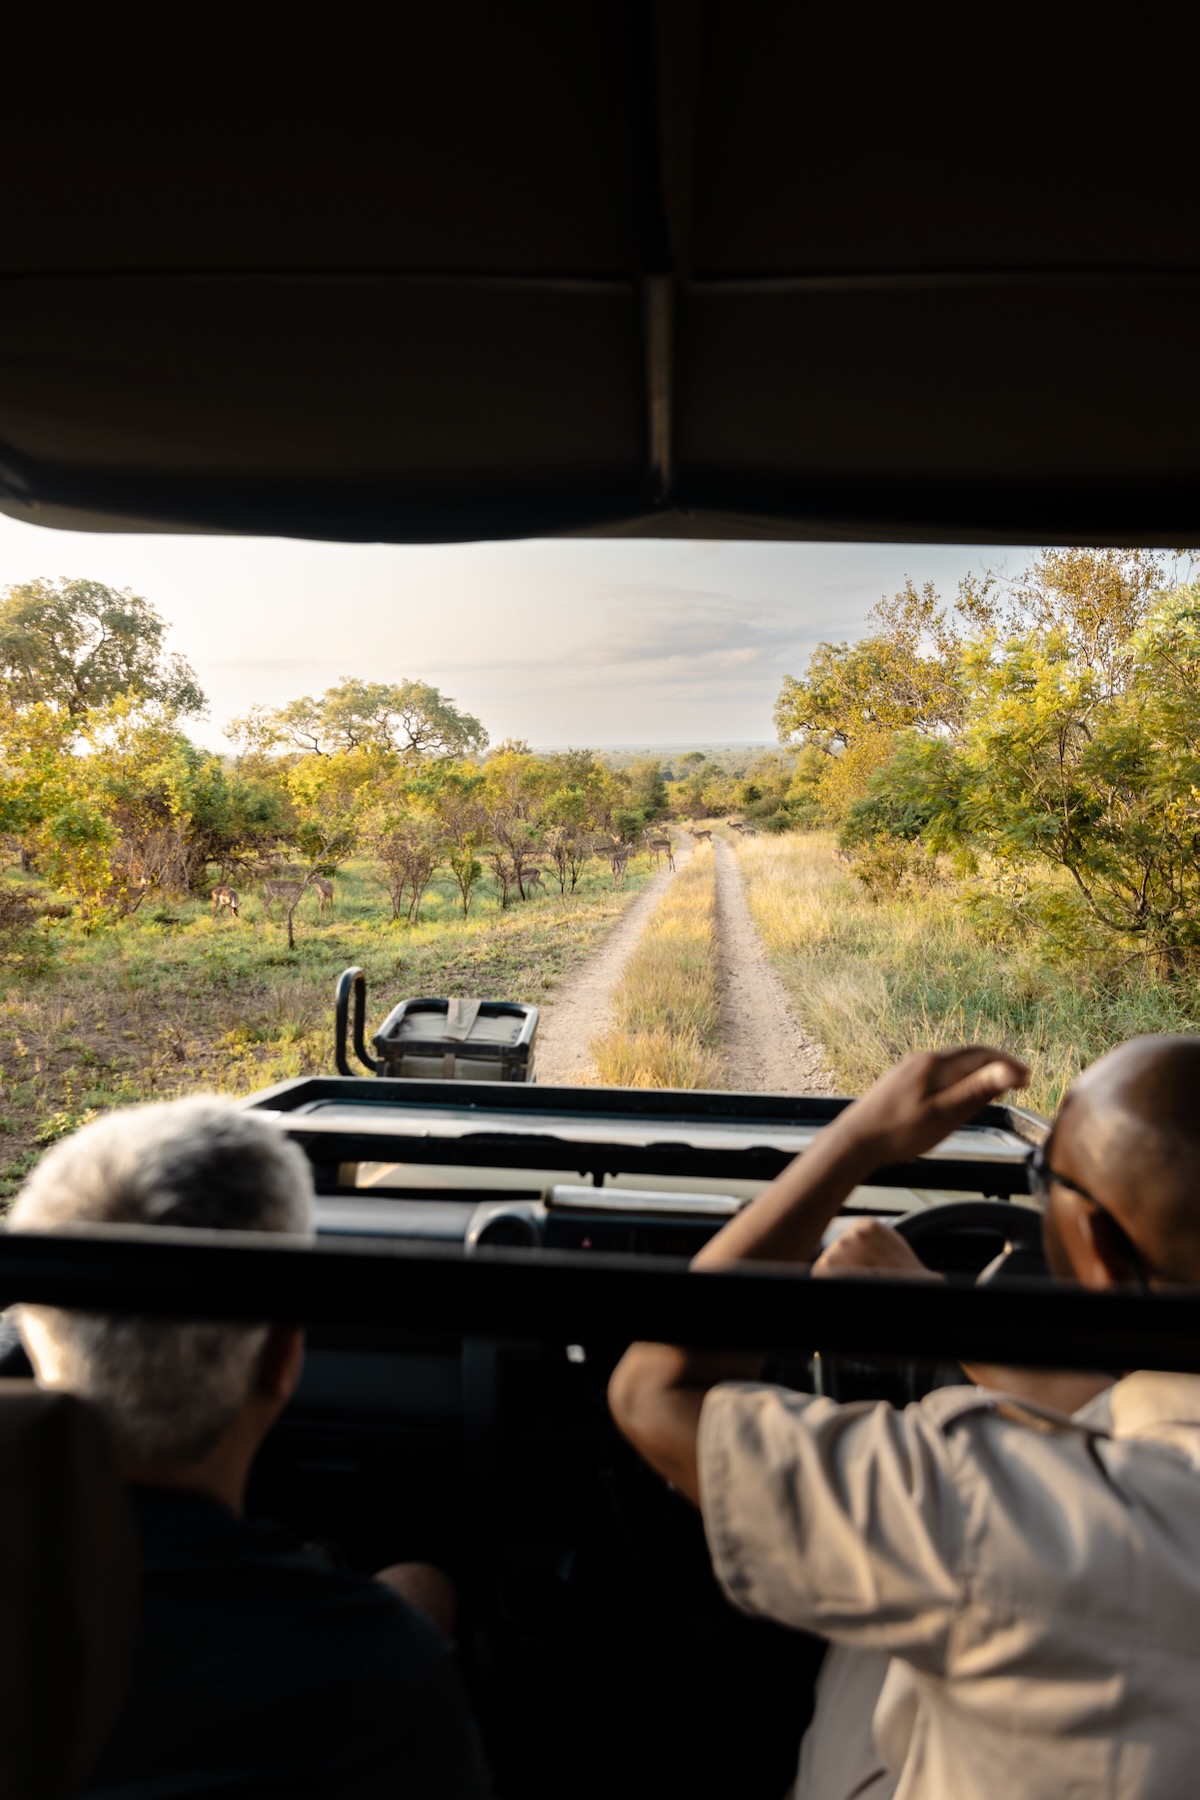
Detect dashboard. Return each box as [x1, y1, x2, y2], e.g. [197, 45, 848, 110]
[284, 1181, 1044, 1526]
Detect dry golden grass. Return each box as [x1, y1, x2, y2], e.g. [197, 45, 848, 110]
[589, 1027, 719, 1090]
[736, 832, 1200, 1115]
[590, 846, 722, 1088]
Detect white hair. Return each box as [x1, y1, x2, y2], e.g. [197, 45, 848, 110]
[7, 1097, 314, 1463]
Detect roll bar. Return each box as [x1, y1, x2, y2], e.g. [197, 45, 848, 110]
[2, 1225, 1199, 1372]
[333, 967, 379, 1076]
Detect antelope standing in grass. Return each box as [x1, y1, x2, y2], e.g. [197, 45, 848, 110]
[211, 884, 240, 919]
[523, 867, 545, 897]
[690, 826, 713, 844]
[263, 873, 332, 914]
[262, 878, 306, 913]
[645, 833, 675, 871]
[609, 844, 632, 883]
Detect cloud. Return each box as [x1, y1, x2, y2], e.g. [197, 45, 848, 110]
[425, 585, 853, 683]
[566, 587, 855, 682]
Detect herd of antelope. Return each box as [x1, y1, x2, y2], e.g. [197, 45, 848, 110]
[210, 871, 334, 923]
[209, 823, 747, 922]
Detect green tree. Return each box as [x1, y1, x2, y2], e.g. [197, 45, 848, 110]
[0, 703, 113, 914]
[773, 578, 970, 755]
[954, 592, 1200, 963]
[999, 547, 1170, 697]
[0, 579, 205, 720]
[840, 734, 964, 850]
[625, 756, 669, 820]
[844, 581, 1200, 963]
[5, 699, 229, 919]
[285, 746, 383, 871]
[786, 745, 828, 828]
[773, 552, 1187, 828]
[447, 839, 485, 916]
[233, 677, 487, 759]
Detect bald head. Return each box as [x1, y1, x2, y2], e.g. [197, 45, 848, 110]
[1051, 1036, 1200, 1283]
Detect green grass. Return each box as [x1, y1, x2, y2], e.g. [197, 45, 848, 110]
[590, 844, 722, 1089]
[737, 833, 1200, 1116]
[0, 855, 652, 1194]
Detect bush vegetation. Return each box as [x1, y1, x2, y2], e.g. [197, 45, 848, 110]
[774, 548, 1200, 975]
[0, 578, 681, 939]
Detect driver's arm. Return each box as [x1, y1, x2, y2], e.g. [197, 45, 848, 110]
[608, 1048, 1029, 1504]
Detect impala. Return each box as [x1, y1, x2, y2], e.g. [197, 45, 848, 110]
[210, 884, 240, 919]
[262, 878, 306, 912]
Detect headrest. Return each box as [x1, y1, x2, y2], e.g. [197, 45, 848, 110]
[0, 1383, 137, 1799]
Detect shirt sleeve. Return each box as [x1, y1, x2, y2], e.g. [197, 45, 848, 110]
[698, 1382, 966, 1673]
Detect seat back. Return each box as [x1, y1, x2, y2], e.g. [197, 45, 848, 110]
[0, 1382, 136, 1799]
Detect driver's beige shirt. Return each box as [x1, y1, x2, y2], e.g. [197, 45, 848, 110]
[698, 1373, 1200, 1800]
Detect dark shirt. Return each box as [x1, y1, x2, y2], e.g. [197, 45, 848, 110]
[88, 1487, 487, 1799]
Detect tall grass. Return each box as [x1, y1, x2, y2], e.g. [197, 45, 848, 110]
[590, 845, 722, 1088]
[738, 833, 1200, 1116]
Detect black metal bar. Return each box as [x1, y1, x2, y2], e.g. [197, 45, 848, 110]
[4, 1226, 1200, 1371]
[245, 1076, 1043, 1191]
[354, 974, 379, 1073]
[243, 1073, 1046, 1138]
[333, 968, 357, 1077]
[279, 1130, 1033, 1196]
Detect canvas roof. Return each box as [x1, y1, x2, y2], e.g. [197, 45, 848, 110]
[3, 3, 1196, 544]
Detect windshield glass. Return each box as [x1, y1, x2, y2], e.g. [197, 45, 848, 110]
[2, 520, 1195, 1201]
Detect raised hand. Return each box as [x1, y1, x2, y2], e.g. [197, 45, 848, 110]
[829, 1047, 1029, 1168]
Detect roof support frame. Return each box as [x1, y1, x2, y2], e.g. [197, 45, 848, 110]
[4, 1224, 1200, 1372]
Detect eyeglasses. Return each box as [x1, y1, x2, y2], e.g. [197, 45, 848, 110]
[1025, 1145, 1153, 1289]
[1025, 1145, 1100, 1209]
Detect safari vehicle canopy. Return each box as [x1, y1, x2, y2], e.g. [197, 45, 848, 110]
[2, 3, 1198, 548]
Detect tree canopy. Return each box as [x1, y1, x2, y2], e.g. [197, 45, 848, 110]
[230, 677, 487, 759]
[0, 578, 205, 720]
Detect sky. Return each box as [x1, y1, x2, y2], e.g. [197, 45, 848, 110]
[0, 512, 1036, 752]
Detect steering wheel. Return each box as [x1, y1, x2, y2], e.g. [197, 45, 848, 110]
[812, 1199, 1047, 1405]
[890, 1197, 1045, 1269]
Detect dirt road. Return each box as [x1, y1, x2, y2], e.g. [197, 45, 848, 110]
[535, 834, 831, 1093]
[533, 841, 694, 1084]
[712, 836, 832, 1094]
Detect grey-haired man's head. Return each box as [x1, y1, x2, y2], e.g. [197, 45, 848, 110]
[8, 1097, 314, 1463]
